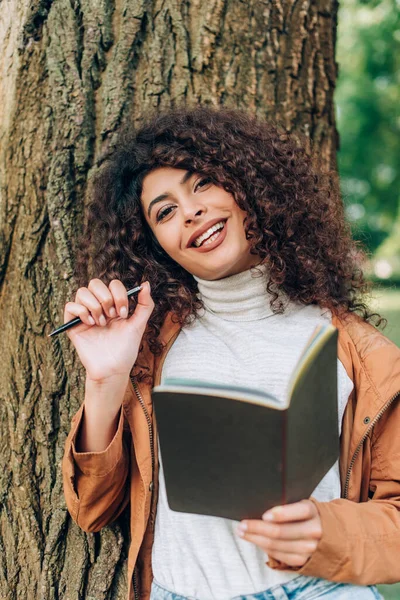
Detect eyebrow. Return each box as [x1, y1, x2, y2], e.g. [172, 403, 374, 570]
[147, 170, 193, 218]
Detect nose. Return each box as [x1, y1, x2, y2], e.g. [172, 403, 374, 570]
[182, 199, 207, 224]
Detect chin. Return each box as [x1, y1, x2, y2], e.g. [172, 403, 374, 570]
[182, 247, 256, 280]
[194, 263, 244, 281]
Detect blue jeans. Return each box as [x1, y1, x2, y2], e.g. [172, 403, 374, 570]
[150, 577, 383, 600]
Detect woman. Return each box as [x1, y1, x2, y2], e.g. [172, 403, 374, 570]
[62, 106, 400, 600]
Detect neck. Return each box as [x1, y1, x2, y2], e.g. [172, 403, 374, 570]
[194, 264, 277, 322]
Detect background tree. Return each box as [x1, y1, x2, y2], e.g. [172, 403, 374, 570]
[0, 1, 339, 598]
[336, 0, 400, 256]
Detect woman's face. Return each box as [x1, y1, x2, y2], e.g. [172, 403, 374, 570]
[141, 167, 259, 280]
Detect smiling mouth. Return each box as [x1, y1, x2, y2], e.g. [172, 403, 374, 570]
[192, 220, 226, 248]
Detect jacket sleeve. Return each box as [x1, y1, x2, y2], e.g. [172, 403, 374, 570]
[268, 394, 400, 585]
[304, 494, 400, 585]
[62, 403, 131, 533]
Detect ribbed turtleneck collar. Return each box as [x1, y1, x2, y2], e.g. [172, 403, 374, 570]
[194, 265, 275, 322]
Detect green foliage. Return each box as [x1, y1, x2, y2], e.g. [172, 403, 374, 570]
[336, 0, 400, 253]
[371, 287, 400, 347]
[378, 583, 400, 600]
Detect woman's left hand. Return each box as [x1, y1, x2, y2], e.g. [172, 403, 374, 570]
[236, 500, 322, 568]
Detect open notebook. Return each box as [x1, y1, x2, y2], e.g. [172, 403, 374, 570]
[152, 324, 339, 521]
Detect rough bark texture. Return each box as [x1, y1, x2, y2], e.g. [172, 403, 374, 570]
[0, 0, 339, 598]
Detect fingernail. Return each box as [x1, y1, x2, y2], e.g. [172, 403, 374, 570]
[145, 281, 151, 292]
[120, 306, 127, 318]
[99, 315, 106, 326]
[262, 512, 274, 521]
[88, 316, 95, 325]
[109, 307, 116, 318]
[238, 522, 247, 532]
[263, 506, 282, 521]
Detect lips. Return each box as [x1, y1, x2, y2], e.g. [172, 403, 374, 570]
[189, 220, 227, 253]
[186, 218, 228, 248]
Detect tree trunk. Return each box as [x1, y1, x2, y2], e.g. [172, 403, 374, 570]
[0, 0, 339, 598]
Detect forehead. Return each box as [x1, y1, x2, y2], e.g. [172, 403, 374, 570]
[141, 167, 189, 201]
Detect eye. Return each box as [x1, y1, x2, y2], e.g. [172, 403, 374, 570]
[194, 177, 212, 193]
[156, 204, 175, 223]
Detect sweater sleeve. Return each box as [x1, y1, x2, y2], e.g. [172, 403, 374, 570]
[62, 403, 131, 533]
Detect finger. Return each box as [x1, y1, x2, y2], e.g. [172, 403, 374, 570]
[267, 550, 310, 568]
[64, 302, 96, 327]
[127, 282, 154, 334]
[239, 518, 321, 541]
[262, 500, 316, 523]
[237, 531, 317, 556]
[108, 279, 129, 318]
[88, 278, 118, 319]
[74, 287, 106, 326]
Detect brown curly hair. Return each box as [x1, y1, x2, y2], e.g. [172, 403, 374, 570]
[75, 106, 380, 356]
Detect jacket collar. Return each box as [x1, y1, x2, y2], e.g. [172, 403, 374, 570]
[158, 312, 181, 347]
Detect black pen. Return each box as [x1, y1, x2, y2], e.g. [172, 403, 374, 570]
[48, 285, 143, 337]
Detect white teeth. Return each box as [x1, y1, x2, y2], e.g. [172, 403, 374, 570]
[193, 221, 225, 247]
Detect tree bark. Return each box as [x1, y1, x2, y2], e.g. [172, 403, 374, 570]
[0, 0, 339, 598]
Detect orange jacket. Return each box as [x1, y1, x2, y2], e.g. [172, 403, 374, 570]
[62, 312, 400, 600]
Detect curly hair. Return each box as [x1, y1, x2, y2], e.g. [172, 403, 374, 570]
[75, 106, 380, 358]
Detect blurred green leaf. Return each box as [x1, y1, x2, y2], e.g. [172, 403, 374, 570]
[336, 0, 400, 253]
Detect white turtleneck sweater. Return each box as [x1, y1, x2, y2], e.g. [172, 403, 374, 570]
[151, 267, 353, 600]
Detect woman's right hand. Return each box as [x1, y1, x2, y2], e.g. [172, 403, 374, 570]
[63, 279, 154, 383]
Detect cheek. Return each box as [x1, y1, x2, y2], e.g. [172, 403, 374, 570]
[232, 208, 249, 236]
[153, 225, 181, 258]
